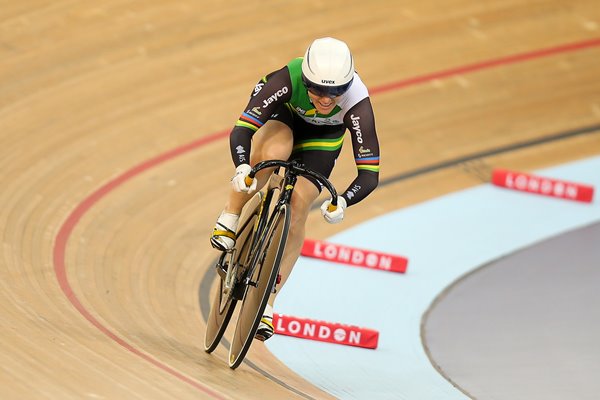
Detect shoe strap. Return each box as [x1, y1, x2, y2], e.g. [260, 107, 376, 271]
[212, 229, 236, 240]
[212, 222, 237, 240]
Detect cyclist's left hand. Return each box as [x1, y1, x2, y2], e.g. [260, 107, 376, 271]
[320, 196, 347, 224]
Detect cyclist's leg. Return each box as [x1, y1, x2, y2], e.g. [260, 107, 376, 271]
[212, 110, 293, 250]
[258, 177, 327, 340]
[267, 123, 345, 307]
[268, 176, 320, 296]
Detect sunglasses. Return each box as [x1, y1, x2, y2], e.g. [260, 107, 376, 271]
[302, 74, 353, 98]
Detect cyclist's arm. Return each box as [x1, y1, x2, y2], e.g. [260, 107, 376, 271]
[229, 67, 293, 166]
[341, 97, 380, 206]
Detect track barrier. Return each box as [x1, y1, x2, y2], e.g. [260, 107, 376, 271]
[301, 239, 408, 273]
[491, 169, 594, 203]
[273, 313, 379, 349]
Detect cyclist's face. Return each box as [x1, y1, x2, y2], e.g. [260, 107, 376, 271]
[307, 90, 338, 114]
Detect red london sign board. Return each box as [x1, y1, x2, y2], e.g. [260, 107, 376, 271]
[273, 313, 379, 349]
[301, 239, 408, 273]
[491, 169, 594, 203]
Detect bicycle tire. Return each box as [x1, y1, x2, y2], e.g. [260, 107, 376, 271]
[203, 192, 262, 353]
[228, 203, 290, 369]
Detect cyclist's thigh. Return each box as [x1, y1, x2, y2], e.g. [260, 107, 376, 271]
[250, 106, 294, 163]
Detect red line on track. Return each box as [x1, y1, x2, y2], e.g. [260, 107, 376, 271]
[52, 37, 600, 395]
[370, 37, 600, 95]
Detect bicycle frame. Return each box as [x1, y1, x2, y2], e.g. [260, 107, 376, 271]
[205, 159, 338, 368]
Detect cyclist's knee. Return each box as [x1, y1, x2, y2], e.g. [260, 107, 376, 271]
[250, 121, 293, 164]
[289, 179, 319, 227]
[252, 144, 292, 165]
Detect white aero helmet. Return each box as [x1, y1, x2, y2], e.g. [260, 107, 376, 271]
[301, 37, 354, 97]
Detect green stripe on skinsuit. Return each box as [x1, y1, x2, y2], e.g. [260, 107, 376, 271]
[293, 135, 344, 152]
[235, 121, 259, 131]
[357, 165, 380, 172]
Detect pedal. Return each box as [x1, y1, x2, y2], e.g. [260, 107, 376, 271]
[216, 264, 227, 280]
[215, 253, 229, 280]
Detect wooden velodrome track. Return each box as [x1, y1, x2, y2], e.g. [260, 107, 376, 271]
[2, 1, 600, 399]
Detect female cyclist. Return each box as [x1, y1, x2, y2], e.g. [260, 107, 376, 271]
[210, 37, 380, 341]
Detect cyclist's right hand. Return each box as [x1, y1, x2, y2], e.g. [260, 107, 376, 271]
[231, 163, 257, 193]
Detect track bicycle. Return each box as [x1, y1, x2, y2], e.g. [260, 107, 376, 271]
[203, 159, 338, 369]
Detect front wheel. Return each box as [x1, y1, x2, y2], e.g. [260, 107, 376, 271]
[228, 204, 290, 369]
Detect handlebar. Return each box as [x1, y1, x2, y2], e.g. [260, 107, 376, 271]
[246, 160, 338, 209]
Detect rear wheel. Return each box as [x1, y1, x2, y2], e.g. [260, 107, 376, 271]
[228, 204, 290, 369]
[203, 193, 262, 353]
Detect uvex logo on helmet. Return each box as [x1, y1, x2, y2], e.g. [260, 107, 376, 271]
[321, 79, 336, 84]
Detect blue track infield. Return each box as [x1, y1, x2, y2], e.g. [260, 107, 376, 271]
[266, 155, 600, 399]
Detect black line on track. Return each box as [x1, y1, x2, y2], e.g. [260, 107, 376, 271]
[380, 123, 600, 187]
[198, 123, 600, 398]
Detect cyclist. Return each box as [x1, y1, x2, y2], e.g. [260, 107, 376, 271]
[210, 37, 380, 341]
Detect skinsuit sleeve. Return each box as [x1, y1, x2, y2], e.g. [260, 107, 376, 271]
[228, 67, 292, 166]
[341, 97, 380, 206]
